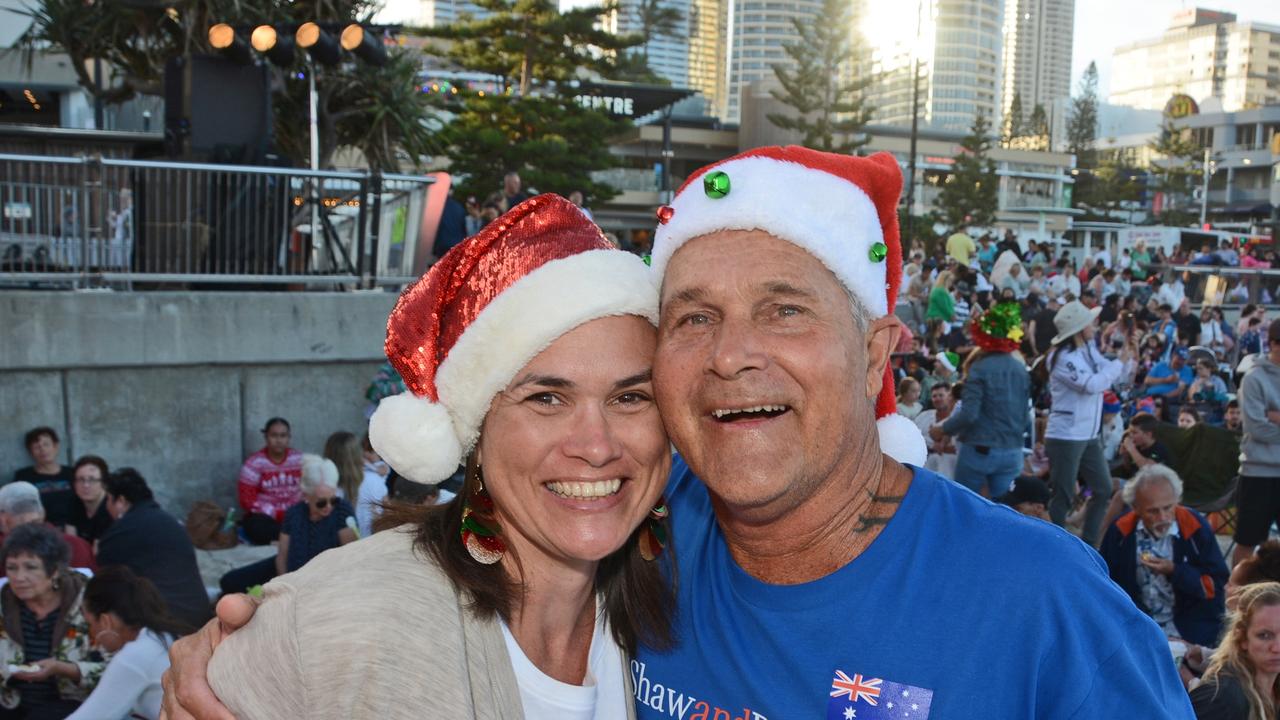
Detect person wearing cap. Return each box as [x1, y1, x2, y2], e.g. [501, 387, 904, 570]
[1045, 299, 1137, 546]
[166, 149, 1192, 719]
[997, 477, 1051, 520]
[1144, 345, 1193, 404]
[1231, 318, 1280, 570]
[1099, 464, 1228, 647]
[168, 195, 673, 719]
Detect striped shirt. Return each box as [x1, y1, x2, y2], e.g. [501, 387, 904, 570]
[17, 604, 61, 707]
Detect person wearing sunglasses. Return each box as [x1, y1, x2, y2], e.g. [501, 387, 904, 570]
[217, 456, 357, 595]
[274, 455, 356, 577]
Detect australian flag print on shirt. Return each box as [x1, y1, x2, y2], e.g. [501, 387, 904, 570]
[826, 670, 933, 719]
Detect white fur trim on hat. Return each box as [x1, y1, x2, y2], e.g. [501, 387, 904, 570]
[369, 393, 465, 484]
[877, 413, 927, 467]
[434, 249, 659, 462]
[651, 155, 888, 317]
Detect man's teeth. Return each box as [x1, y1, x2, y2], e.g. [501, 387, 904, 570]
[711, 405, 787, 419]
[546, 479, 623, 499]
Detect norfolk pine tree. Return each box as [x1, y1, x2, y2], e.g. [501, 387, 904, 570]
[1067, 62, 1100, 208]
[426, 0, 647, 202]
[937, 112, 999, 230]
[766, 0, 873, 154]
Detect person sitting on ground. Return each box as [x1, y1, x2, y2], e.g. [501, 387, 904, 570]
[67, 456, 113, 545]
[97, 469, 211, 629]
[11, 427, 76, 529]
[356, 434, 389, 538]
[0, 482, 96, 574]
[914, 382, 959, 478]
[1145, 346, 1193, 403]
[1182, 540, 1280, 686]
[66, 566, 192, 720]
[1189, 582, 1280, 719]
[1188, 359, 1228, 413]
[0, 524, 104, 717]
[237, 418, 303, 546]
[1099, 464, 1229, 646]
[1179, 407, 1202, 429]
[895, 376, 923, 420]
[996, 477, 1051, 521]
[322, 431, 363, 503]
[1224, 399, 1244, 434]
[219, 456, 356, 595]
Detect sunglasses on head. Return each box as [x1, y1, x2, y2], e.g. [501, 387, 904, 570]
[312, 498, 337, 509]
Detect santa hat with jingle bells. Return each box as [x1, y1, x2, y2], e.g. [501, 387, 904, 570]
[368, 194, 659, 486]
[649, 146, 927, 466]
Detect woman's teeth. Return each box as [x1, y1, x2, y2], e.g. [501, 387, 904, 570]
[546, 479, 623, 499]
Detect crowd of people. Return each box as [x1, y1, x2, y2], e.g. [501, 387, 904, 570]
[896, 226, 1280, 717]
[7, 147, 1279, 719]
[0, 427, 210, 719]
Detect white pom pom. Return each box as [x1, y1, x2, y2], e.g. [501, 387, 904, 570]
[877, 414, 928, 467]
[368, 393, 465, 484]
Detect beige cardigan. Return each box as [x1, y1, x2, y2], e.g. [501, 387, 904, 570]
[207, 527, 637, 719]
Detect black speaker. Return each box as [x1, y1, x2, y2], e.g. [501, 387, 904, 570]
[164, 54, 273, 161]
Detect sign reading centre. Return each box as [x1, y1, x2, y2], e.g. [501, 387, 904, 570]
[574, 94, 635, 117]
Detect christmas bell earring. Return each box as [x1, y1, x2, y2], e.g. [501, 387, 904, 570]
[461, 473, 506, 564]
[639, 499, 669, 561]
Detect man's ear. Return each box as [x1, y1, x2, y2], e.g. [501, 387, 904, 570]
[865, 315, 903, 400]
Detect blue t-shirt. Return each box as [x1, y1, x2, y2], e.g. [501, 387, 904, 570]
[633, 458, 1192, 720]
[280, 499, 354, 572]
[1147, 362, 1193, 397]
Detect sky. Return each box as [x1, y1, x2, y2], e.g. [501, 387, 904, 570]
[1072, 0, 1280, 101]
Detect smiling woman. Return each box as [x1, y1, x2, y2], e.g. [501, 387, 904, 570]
[198, 194, 673, 720]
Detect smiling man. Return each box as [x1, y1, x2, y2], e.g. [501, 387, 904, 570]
[161, 148, 1193, 720]
[633, 146, 1191, 719]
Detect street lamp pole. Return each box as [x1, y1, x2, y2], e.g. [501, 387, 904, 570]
[904, 0, 924, 250]
[1198, 147, 1211, 226]
[309, 63, 320, 252]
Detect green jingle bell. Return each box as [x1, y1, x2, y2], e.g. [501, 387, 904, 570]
[868, 241, 888, 263]
[703, 170, 731, 199]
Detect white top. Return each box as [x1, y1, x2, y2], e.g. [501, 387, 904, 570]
[498, 608, 627, 720]
[356, 461, 389, 537]
[67, 628, 171, 720]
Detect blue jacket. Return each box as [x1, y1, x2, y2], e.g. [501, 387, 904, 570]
[1099, 506, 1228, 646]
[940, 351, 1030, 449]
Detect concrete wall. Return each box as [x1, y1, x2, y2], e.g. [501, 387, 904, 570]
[1, 291, 398, 515]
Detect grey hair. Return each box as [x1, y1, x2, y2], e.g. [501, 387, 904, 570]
[300, 454, 340, 495]
[1, 523, 69, 577]
[841, 285, 872, 334]
[1122, 463, 1184, 506]
[0, 481, 43, 517]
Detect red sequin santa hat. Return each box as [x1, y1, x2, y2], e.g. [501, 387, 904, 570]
[369, 194, 658, 483]
[649, 146, 926, 466]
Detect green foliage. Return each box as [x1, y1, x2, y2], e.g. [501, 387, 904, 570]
[1067, 62, 1099, 169]
[1025, 103, 1050, 151]
[1002, 92, 1024, 145]
[766, 0, 873, 154]
[442, 93, 629, 202]
[1075, 159, 1145, 220]
[936, 112, 999, 230]
[422, 0, 646, 96]
[1147, 117, 1203, 224]
[16, 0, 440, 170]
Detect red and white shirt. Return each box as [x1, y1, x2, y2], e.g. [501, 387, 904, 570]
[238, 448, 303, 521]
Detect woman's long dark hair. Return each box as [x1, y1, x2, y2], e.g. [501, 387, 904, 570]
[82, 566, 193, 640]
[376, 452, 676, 656]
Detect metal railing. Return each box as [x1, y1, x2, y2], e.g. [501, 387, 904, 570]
[1151, 264, 1280, 307]
[0, 153, 433, 289]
